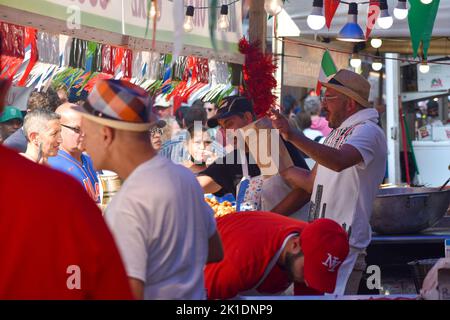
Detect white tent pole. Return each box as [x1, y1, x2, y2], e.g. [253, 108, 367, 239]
[385, 53, 401, 184]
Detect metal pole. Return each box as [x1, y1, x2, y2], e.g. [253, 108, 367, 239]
[385, 53, 401, 184]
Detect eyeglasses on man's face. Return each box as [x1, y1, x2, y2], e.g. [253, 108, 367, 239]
[319, 95, 340, 105]
[61, 124, 82, 135]
[150, 127, 163, 136]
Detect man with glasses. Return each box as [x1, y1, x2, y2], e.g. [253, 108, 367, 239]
[271, 69, 387, 295]
[48, 103, 100, 203]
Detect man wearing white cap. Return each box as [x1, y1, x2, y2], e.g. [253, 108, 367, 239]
[76, 79, 223, 300]
[271, 69, 387, 295]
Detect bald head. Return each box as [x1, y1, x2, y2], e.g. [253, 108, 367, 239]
[56, 103, 85, 156]
[56, 103, 80, 123]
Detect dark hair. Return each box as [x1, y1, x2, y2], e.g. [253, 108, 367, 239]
[191, 99, 204, 109]
[184, 106, 207, 128]
[186, 124, 209, 140]
[27, 88, 62, 113]
[282, 95, 297, 116]
[295, 111, 312, 131]
[175, 106, 190, 128]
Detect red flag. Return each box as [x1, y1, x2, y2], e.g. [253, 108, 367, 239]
[325, 0, 340, 29]
[365, 0, 380, 39]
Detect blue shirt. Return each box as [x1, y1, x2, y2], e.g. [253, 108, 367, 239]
[48, 150, 100, 203]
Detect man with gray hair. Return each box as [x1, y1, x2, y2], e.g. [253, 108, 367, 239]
[303, 96, 332, 137]
[21, 108, 62, 164]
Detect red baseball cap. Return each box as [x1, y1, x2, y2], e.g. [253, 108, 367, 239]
[300, 218, 349, 293]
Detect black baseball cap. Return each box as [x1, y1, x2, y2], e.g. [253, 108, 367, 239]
[207, 96, 254, 128]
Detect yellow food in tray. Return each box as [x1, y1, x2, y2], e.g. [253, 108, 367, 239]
[205, 197, 236, 218]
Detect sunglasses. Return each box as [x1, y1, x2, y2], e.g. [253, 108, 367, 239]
[61, 124, 82, 134]
[150, 127, 163, 136]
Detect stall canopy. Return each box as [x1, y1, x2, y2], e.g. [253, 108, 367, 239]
[0, 0, 244, 64]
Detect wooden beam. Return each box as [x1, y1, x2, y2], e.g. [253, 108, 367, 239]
[248, 0, 267, 53]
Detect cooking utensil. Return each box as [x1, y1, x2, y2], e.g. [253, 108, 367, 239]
[439, 177, 450, 191]
[371, 187, 450, 234]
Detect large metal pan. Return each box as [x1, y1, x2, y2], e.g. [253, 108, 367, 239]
[370, 187, 450, 234]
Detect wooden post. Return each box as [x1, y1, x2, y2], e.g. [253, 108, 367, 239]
[248, 0, 267, 53]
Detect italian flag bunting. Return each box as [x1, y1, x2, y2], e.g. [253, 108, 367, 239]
[316, 50, 337, 96]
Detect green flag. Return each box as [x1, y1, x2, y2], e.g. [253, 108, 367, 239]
[408, 0, 440, 59]
[316, 50, 337, 95]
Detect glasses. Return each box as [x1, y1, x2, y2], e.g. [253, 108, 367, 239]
[319, 95, 340, 105]
[61, 124, 82, 134]
[150, 127, 163, 136]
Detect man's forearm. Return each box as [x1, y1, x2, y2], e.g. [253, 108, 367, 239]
[288, 131, 348, 172]
[271, 188, 311, 216]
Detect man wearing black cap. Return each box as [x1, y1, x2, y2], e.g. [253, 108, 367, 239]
[197, 96, 310, 214]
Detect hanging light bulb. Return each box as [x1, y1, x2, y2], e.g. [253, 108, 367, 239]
[372, 50, 383, 71]
[218, 5, 230, 31]
[307, 0, 326, 31]
[183, 5, 194, 33]
[148, 0, 161, 19]
[419, 59, 430, 73]
[337, 3, 365, 42]
[421, 0, 433, 4]
[393, 0, 408, 20]
[264, 0, 283, 16]
[350, 46, 362, 68]
[377, 0, 394, 29]
[370, 38, 383, 49]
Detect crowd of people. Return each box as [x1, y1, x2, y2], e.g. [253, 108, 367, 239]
[0, 67, 388, 300]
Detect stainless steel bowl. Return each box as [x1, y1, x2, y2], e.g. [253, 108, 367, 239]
[370, 187, 450, 234]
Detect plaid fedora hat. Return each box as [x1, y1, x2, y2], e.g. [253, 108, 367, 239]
[321, 69, 371, 108]
[75, 79, 164, 132]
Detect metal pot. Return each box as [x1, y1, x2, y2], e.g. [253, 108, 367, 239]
[370, 187, 450, 234]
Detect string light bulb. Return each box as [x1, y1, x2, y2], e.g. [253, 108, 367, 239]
[183, 5, 194, 33]
[218, 5, 230, 31]
[393, 0, 408, 20]
[264, 0, 283, 16]
[372, 50, 383, 71]
[419, 59, 430, 73]
[350, 46, 362, 68]
[336, 2, 365, 42]
[377, 0, 394, 29]
[307, 0, 326, 31]
[148, 0, 161, 19]
[370, 38, 383, 49]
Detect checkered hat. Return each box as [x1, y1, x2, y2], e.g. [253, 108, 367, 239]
[76, 79, 164, 131]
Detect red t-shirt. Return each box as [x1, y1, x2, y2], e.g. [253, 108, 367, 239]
[205, 211, 321, 299]
[0, 146, 132, 299]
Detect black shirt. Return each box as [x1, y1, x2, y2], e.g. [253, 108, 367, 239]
[199, 140, 309, 197]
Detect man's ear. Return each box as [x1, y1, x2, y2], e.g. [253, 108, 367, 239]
[101, 126, 115, 147]
[289, 236, 301, 254]
[244, 112, 254, 124]
[29, 131, 39, 146]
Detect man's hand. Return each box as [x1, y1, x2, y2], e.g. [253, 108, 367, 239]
[269, 108, 295, 141]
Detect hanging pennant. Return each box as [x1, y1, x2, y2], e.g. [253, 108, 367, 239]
[17, 28, 38, 86]
[408, 0, 440, 59]
[325, 0, 340, 29]
[365, 0, 380, 39]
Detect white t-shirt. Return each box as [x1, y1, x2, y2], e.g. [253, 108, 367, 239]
[309, 109, 387, 249]
[105, 155, 216, 300]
